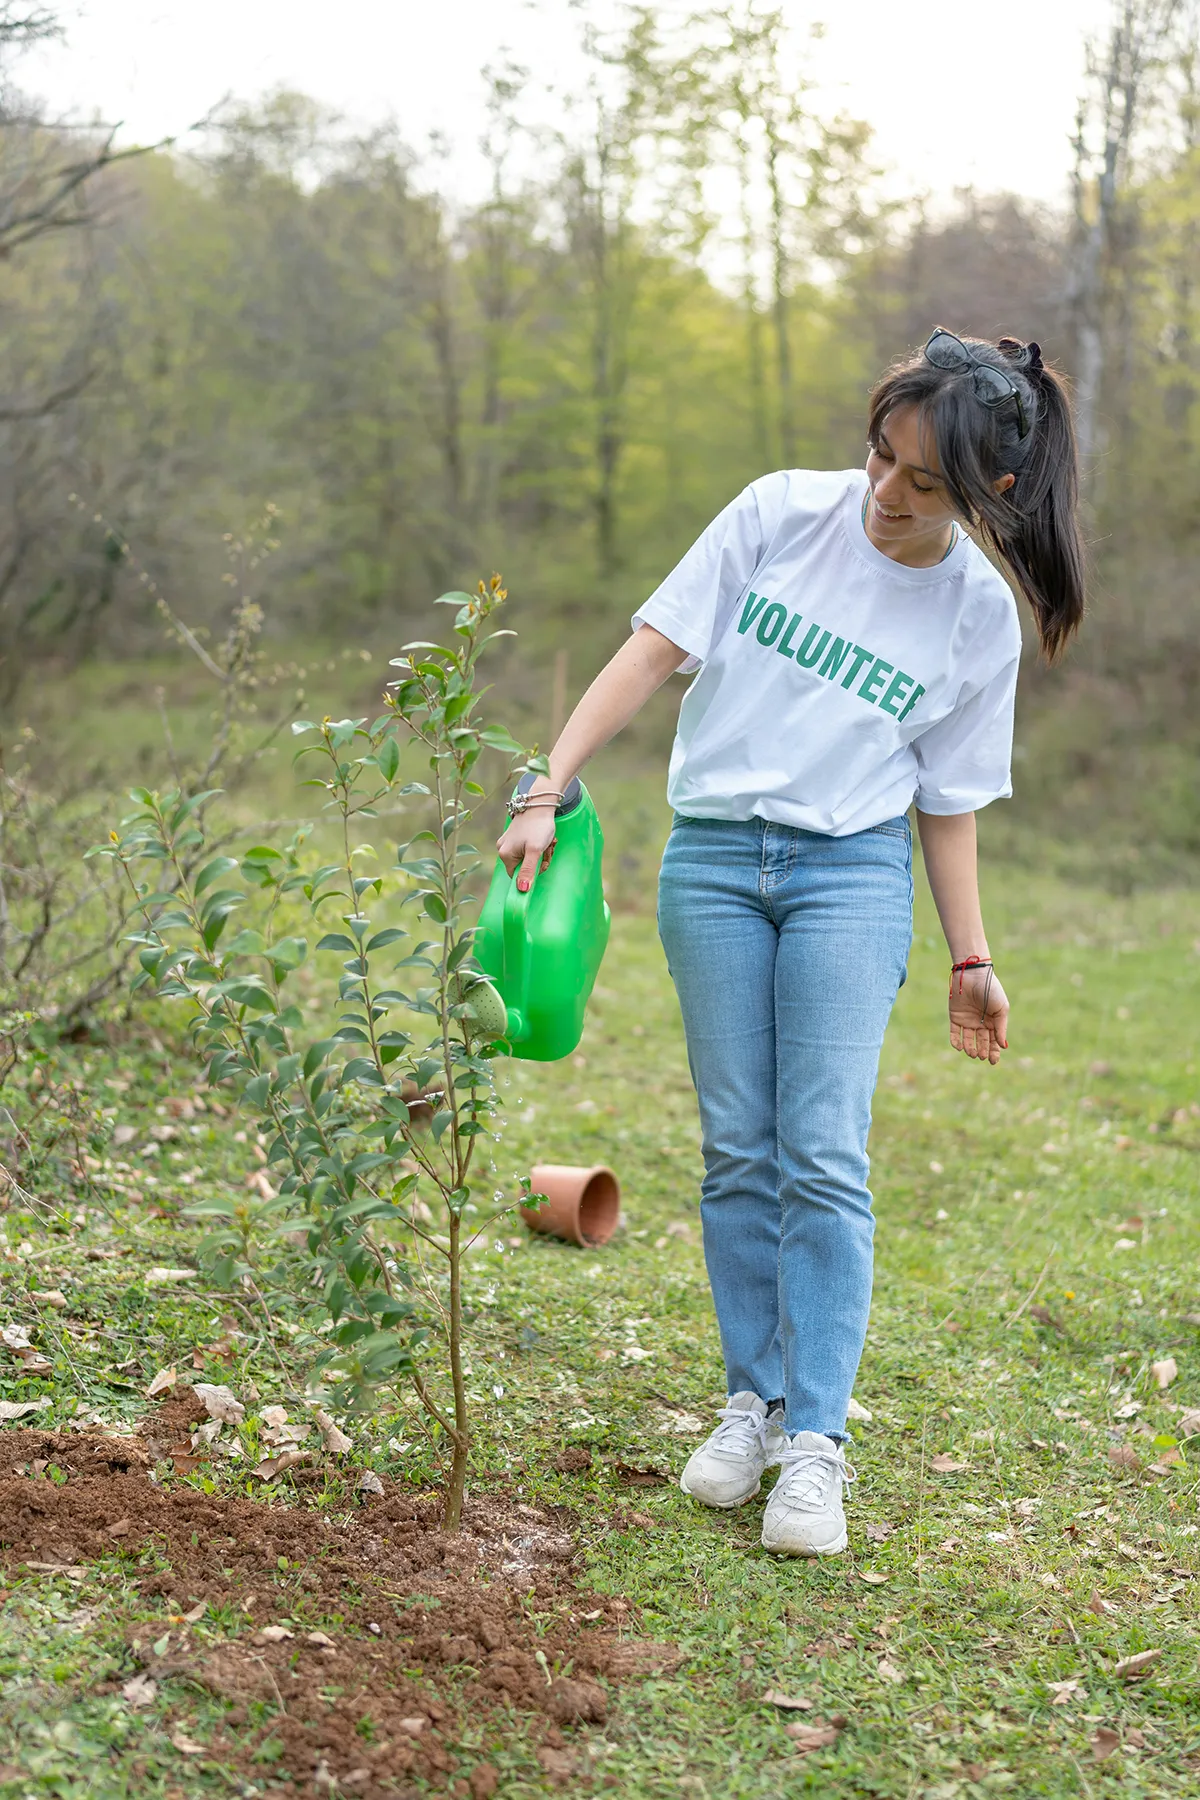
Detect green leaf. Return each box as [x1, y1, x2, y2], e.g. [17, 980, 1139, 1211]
[194, 855, 241, 896]
[479, 726, 525, 755]
[223, 981, 276, 1012]
[434, 591, 475, 606]
[365, 928, 406, 952]
[268, 936, 309, 972]
[303, 1038, 341, 1078]
[423, 893, 448, 924]
[316, 933, 357, 953]
[377, 737, 400, 782]
[224, 928, 268, 956]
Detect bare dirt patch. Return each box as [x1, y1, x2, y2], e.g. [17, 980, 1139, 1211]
[1, 1401, 681, 1797]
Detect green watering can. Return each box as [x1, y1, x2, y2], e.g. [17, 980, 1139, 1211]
[472, 775, 611, 1061]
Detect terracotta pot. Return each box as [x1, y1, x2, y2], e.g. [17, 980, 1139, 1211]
[521, 1163, 621, 1248]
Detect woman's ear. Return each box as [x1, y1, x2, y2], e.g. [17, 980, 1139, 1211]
[994, 472, 1016, 495]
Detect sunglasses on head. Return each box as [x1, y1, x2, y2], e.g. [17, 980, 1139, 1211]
[923, 328, 1031, 441]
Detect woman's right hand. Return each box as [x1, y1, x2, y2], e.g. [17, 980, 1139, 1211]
[496, 805, 559, 892]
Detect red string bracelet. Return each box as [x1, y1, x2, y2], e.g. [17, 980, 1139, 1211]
[950, 955, 995, 1015]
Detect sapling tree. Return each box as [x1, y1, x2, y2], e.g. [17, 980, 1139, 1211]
[96, 577, 541, 1528]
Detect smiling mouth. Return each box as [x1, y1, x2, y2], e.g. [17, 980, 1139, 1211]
[873, 500, 910, 521]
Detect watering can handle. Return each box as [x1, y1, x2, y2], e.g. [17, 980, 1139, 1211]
[500, 869, 532, 1042]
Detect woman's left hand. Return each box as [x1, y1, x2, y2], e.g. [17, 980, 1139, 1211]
[948, 963, 1009, 1064]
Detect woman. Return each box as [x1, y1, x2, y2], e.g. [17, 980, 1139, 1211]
[498, 329, 1085, 1558]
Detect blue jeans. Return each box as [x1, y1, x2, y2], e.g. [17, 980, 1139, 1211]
[657, 814, 913, 1438]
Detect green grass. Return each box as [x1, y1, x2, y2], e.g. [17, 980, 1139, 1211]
[3, 866, 1200, 1797]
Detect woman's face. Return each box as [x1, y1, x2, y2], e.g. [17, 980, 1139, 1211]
[864, 406, 958, 552]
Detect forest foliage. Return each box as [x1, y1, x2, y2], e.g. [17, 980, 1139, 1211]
[0, 1, 1199, 857]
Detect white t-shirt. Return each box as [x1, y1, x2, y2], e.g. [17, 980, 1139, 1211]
[632, 467, 1022, 836]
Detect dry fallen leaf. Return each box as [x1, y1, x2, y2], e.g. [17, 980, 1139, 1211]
[1108, 1445, 1142, 1471]
[1088, 1591, 1116, 1617]
[145, 1367, 177, 1398]
[250, 1451, 309, 1481]
[1048, 1678, 1083, 1705]
[864, 1522, 893, 1543]
[143, 1267, 197, 1285]
[121, 1674, 157, 1709]
[1114, 1648, 1162, 1680]
[1090, 1726, 1122, 1761]
[846, 1397, 873, 1422]
[256, 1625, 295, 1643]
[312, 1407, 353, 1455]
[170, 1453, 208, 1475]
[262, 1421, 311, 1447]
[357, 1469, 385, 1497]
[857, 1571, 889, 1586]
[13, 1348, 53, 1373]
[193, 1383, 245, 1425]
[260, 1404, 289, 1430]
[763, 1690, 814, 1711]
[876, 1659, 903, 1685]
[785, 1719, 845, 1753]
[31, 1289, 68, 1309]
[181, 1601, 207, 1623]
[171, 1732, 207, 1756]
[108, 1517, 131, 1538]
[929, 1453, 969, 1474]
[1, 1324, 32, 1349]
[306, 1631, 335, 1648]
[0, 1399, 52, 1422]
[1150, 1357, 1178, 1390]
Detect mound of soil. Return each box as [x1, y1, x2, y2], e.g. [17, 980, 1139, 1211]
[0, 1400, 680, 1797]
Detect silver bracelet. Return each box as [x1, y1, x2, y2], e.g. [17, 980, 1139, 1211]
[506, 790, 564, 819]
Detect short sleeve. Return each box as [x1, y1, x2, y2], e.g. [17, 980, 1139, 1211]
[913, 651, 1019, 815]
[632, 475, 787, 673]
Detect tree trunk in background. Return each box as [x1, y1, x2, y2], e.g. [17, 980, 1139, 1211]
[472, 62, 527, 526]
[737, 134, 770, 469]
[1069, 0, 1184, 496]
[426, 232, 464, 527]
[766, 124, 795, 468]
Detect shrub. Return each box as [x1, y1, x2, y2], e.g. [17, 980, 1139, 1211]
[97, 577, 540, 1526]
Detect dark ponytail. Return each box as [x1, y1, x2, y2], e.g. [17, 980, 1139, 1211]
[867, 330, 1085, 661]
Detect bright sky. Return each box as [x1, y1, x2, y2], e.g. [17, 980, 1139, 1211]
[25, 0, 1113, 208]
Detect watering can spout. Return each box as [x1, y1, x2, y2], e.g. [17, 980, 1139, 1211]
[505, 1006, 528, 1043]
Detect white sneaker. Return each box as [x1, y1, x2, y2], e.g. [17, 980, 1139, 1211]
[761, 1431, 855, 1556]
[679, 1392, 787, 1510]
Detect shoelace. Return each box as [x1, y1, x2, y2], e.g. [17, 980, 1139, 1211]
[708, 1405, 770, 1458]
[772, 1445, 858, 1507]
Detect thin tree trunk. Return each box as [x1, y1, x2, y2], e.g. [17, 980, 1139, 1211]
[766, 126, 794, 467]
[738, 132, 769, 467]
[444, 1211, 469, 1530]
